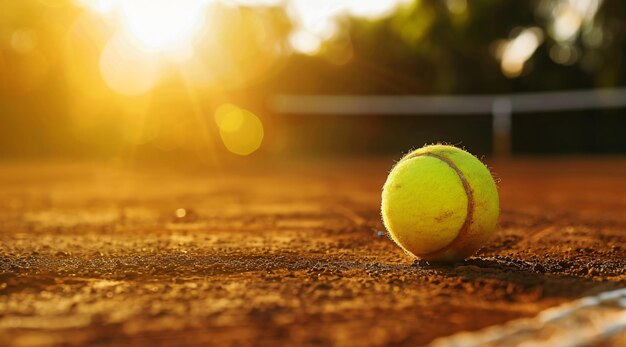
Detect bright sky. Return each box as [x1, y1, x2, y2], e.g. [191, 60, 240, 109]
[72, 0, 414, 97]
[76, 0, 411, 54]
[75, 0, 606, 92]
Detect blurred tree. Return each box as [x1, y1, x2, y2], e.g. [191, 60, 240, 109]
[1, 0, 625, 158]
[263, 0, 626, 95]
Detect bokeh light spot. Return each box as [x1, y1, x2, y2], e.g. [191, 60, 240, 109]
[175, 208, 187, 218]
[551, 4, 582, 42]
[446, 0, 467, 15]
[99, 33, 161, 95]
[214, 104, 264, 156]
[215, 104, 244, 133]
[286, 0, 411, 54]
[289, 31, 322, 55]
[549, 44, 579, 65]
[497, 27, 544, 78]
[11, 29, 38, 54]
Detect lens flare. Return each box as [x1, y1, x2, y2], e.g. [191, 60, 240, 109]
[99, 33, 161, 95]
[120, 0, 208, 52]
[11, 29, 38, 54]
[214, 104, 264, 156]
[214, 104, 244, 133]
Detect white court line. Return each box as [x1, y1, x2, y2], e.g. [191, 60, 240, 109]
[427, 287, 626, 347]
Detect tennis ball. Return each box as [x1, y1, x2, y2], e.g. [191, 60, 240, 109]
[381, 144, 499, 262]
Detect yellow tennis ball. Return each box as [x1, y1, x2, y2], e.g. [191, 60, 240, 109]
[381, 144, 499, 262]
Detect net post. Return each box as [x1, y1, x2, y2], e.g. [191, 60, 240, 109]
[492, 97, 512, 157]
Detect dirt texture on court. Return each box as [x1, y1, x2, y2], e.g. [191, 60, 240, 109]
[0, 158, 625, 346]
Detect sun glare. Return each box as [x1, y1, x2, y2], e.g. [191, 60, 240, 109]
[73, 0, 417, 95]
[120, 0, 209, 51]
[79, 0, 211, 52]
[71, 1, 433, 101]
[77, 0, 414, 59]
[99, 33, 161, 95]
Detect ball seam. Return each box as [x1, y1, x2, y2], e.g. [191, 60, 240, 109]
[413, 153, 475, 259]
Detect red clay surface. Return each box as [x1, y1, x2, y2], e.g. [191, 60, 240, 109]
[0, 158, 625, 346]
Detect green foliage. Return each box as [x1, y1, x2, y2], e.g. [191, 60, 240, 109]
[271, 0, 626, 95]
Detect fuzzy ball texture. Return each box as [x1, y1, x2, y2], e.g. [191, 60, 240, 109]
[381, 144, 499, 262]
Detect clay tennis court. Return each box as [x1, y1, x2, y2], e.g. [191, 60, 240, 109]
[3, 1, 626, 346]
[1, 158, 624, 346]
